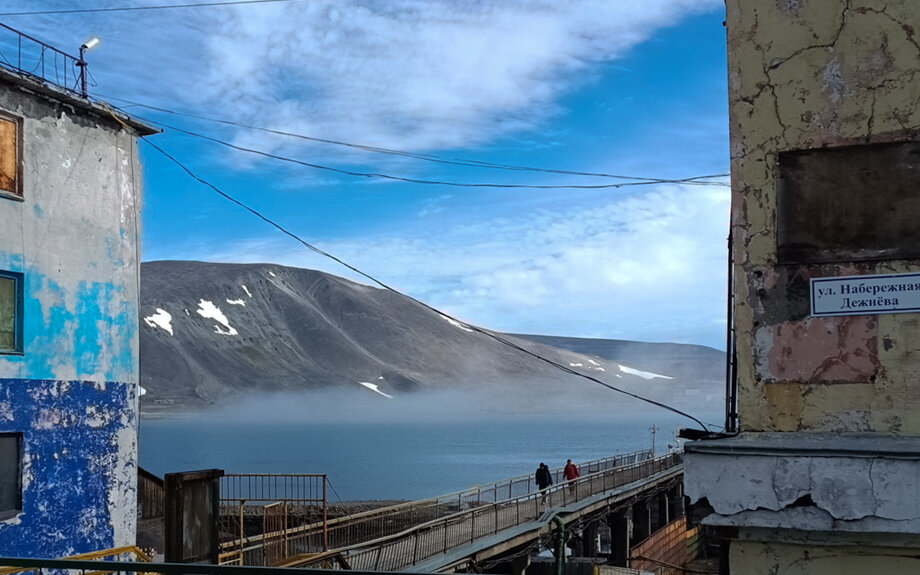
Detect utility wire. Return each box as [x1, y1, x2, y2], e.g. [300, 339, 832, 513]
[134, 115, 727, 191]
[140, 136, 712, 432]
[0, 0, 298, 16]
[99, 95, 730, 186]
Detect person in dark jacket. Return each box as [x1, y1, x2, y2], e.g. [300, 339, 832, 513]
[535, 462, 553, 503]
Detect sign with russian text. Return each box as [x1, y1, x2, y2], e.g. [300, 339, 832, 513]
[811, 272, 920, 317]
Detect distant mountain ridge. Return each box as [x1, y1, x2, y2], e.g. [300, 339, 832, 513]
[139, 260, 724, 414]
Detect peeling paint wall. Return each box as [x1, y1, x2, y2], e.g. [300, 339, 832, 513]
[0, 379, 137, 557]
[0, 75, 144, 557]
[727, 1, 920, 432]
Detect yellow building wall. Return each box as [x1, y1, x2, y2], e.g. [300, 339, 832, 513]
[728, 0, 920, 432]
[730, 539, 920, 575]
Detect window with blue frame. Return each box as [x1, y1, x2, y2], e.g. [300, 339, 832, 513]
[0, 270, 23, 354]
[0, 433, 22, 519]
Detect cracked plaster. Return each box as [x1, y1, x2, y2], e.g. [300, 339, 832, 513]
[687, 452, 920, 528]
[728, 0, 920, 433]
[0, 73, 147, 557]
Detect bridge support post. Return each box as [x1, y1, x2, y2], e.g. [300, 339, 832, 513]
[658, 492, 670, 528]
[610, 507, 632, 567]
[582, 523, 598, 558]
[487, 554, 530, 575]
[668, 483, 684, 519]
[633, 499, 651, 543]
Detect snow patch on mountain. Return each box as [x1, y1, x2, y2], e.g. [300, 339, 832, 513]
[196, 299, 238, 336]
[359, 381, 394, 399]
[143, 308, 174, 335]
[617, 364, 672, 380]
[441, 314, 474, 332]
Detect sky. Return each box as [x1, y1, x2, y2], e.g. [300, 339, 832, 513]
[0, 0, 731, 349]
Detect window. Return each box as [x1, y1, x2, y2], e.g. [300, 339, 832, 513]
[0, 271, 23, 354]
[777, 141, 920, 264]
[0, 112, 22, 199]
[0, 433, 22, 519]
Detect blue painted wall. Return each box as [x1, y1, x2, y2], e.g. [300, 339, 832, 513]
[0, 378, 136, 558]
[0, 74, 145, 556]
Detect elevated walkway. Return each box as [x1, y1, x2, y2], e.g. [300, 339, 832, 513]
[286, 453, 683, 572]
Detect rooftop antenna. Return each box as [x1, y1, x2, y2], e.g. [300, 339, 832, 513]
[77, 36, 101, 97]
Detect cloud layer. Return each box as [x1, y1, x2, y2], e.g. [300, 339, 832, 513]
[192, 183, 730, 345]
[1, 1, 729, 346]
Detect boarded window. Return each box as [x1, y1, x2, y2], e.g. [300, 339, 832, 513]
[0, 113, 21, 198]
[776, 142, 920, 264]
[0, 433, 22, 519]
[0, 271, 22, 353]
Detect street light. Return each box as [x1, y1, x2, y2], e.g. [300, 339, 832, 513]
[77, 36, 101, 97]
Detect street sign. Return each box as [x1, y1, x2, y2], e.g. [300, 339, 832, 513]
[811, 272, 920, 317]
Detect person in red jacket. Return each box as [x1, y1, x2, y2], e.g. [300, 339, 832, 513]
[563, 459, 580, 493]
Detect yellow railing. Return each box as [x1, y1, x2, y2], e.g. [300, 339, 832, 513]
[0, 546, 152, 575]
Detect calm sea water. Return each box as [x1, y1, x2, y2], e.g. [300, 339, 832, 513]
[139, 410, 714, 501]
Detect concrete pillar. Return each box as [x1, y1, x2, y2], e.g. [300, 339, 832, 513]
[610, 508, 632, 567]
[667, 486, 679, 521]
[569, 529, 584, 557]
[633, 500, 651, 542]
[497, 554, 530, 575]
[658, 492, 670, 527]
[582, 523, 598, 558]
[673, 483, 685, 517]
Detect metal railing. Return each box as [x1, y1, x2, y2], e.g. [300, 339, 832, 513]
[0, 556, 437, 575]
[339, 452, 682, 572]
[219, 450, 651, 565]
[218, 474, 328, 566]
[0, 23, 85, 95]
[0, 546, 152, 575]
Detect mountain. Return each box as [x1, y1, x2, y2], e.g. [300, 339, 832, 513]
[139, 260, 724, 415]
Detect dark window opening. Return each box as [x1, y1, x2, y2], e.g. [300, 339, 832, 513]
[0, 433, 22, 520]
[0, 270, 23, 354]
[777, 141, 920, 264]
[0, 112, 23, 199]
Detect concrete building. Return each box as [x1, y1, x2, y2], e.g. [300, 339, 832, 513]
[0, 36, 156, 556]
[683, 2, 920, 573]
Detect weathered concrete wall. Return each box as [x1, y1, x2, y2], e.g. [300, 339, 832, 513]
[0, 76, 144, 556]
[727, 1, 920, 432]
[0, 378, 137, 557]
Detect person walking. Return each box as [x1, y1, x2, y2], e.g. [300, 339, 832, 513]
[563, 459, 580, 494]
[535, 462, 553, 503]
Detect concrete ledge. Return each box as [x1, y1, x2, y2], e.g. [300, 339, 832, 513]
[685, 433, 920, 534]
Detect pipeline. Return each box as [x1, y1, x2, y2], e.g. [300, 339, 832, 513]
[553, 516, 565, 575]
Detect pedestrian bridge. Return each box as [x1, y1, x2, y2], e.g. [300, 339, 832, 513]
[219, 450, 685, 572]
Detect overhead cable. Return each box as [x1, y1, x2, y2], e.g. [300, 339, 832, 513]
[132, 115, 727, 191]
[140, 135, 713, 433]
[98, 95, 729, 186]
[0, 0, 297, 16]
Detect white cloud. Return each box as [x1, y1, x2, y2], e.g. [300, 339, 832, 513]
[7, 0, 718, 155]
[189, 183, 730, 346]
[200, 0, 721, 152]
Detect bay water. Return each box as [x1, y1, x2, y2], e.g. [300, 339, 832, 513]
[138, 410, 715, 501]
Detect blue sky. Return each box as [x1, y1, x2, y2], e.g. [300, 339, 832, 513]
[1, 0, 730, 348]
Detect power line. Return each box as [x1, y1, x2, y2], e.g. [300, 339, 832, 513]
[0, 0, 297, 16]
[98, 95, 729, 185]
[129, 114, 728, 191]
[140, 135, 712, 433]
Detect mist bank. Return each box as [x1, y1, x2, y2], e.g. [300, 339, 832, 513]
[139, 261, 724, 417]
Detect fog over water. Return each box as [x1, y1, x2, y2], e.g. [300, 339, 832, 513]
[139, 389, 720, 500]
